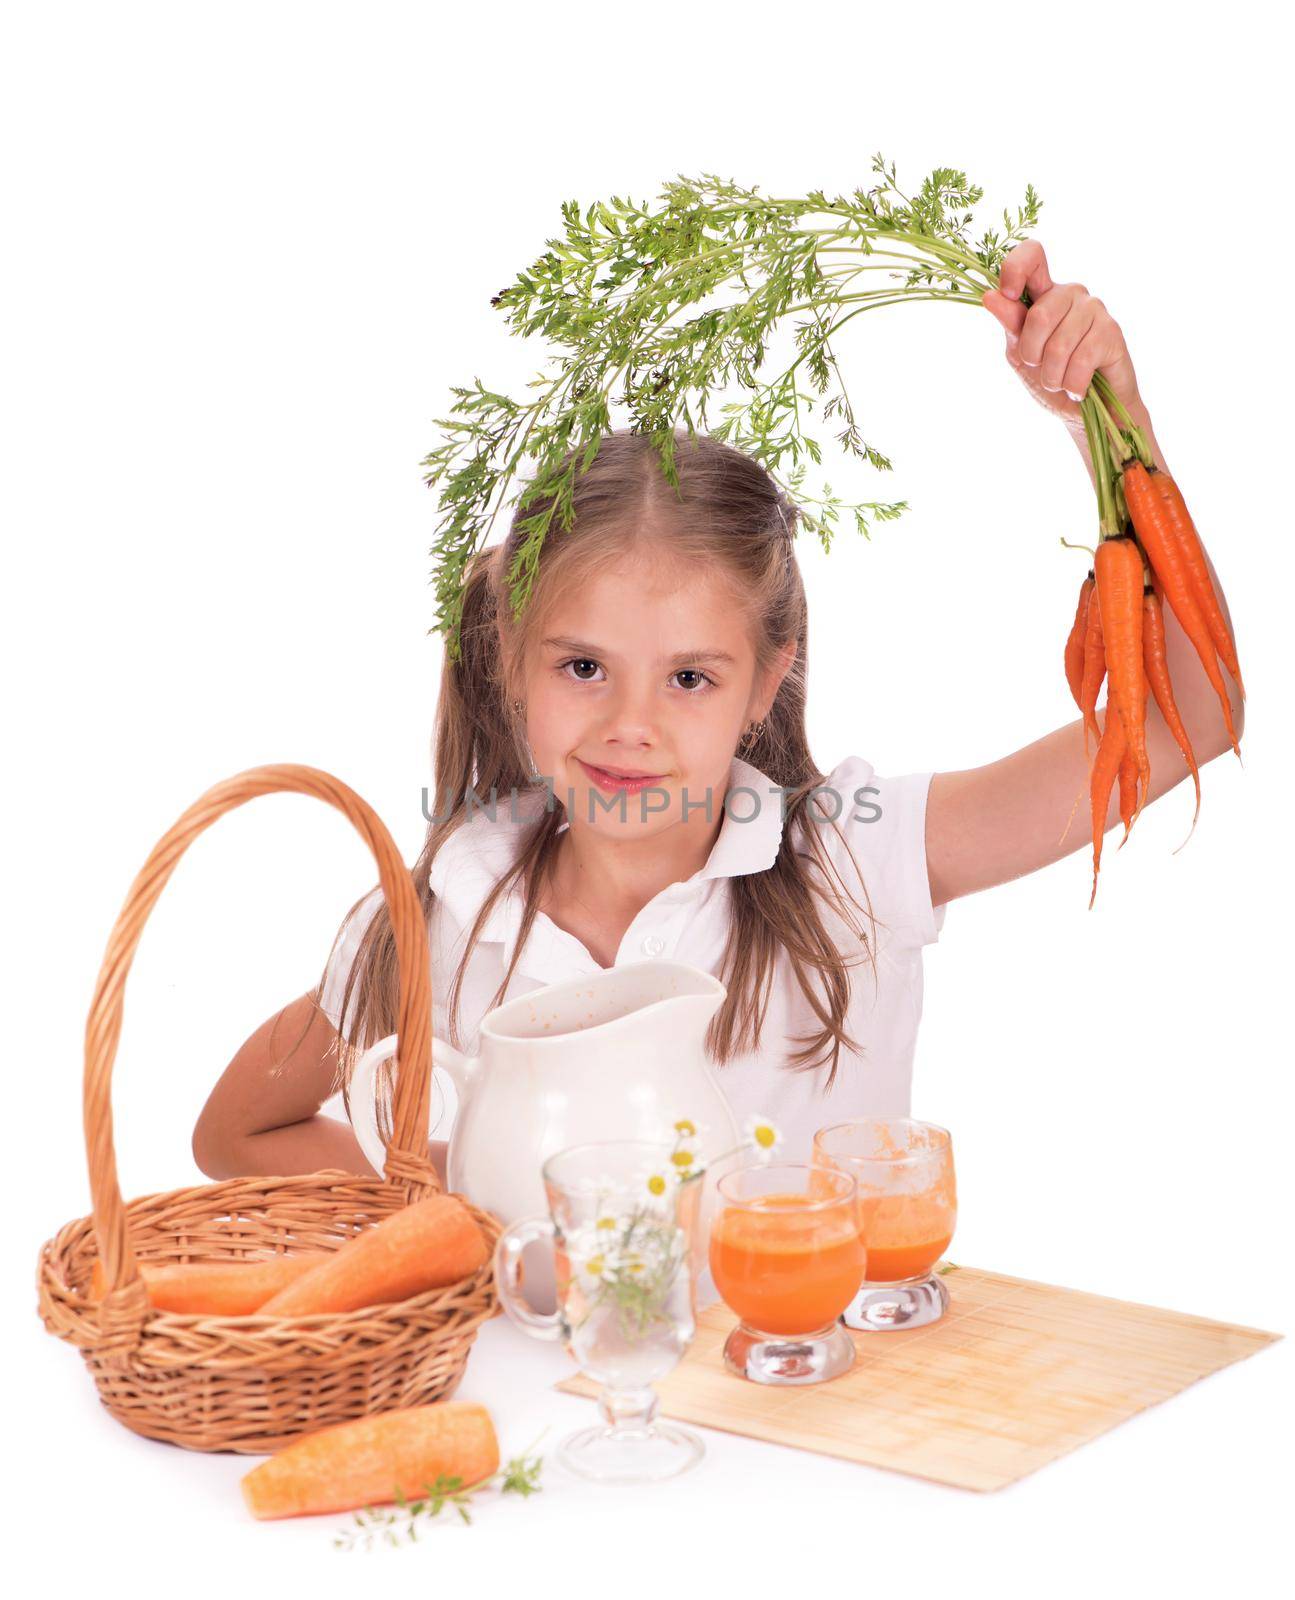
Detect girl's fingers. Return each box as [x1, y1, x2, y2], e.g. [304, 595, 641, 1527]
[1018, 282, 1087, 368]
[998, 239, 1055, 305]
[1061, 323, 1109, 403]
[981, 287, 1026, 341]
[1040, 299, 1097, 394]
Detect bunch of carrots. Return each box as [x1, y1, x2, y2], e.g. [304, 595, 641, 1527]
[1060, 368, 1245, 907]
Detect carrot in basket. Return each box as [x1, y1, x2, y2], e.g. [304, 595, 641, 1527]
[89, 1253, 325, 1315]
[1122, 461, 1241, 761]
[1150, 468, 1245, 700]
[1078, 574, 1107, 757]
[1090, 698, 1128, 909]
[241, 1402, 500, 1519]
[1065, 571, 1095, 712]
[258, 1194, 488, 1317]
[1095, 534, 1150, 815]
[1142, 578, 1201, 850]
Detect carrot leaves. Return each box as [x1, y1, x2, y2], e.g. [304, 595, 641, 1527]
[423, 154, 1042, 661]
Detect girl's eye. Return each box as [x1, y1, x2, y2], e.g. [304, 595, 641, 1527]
[670, 668, 714, 693]
[557, 659, 715, 693]
[560, 657, 605, 683]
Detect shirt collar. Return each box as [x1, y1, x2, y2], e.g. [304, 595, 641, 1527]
[427, 754, 786, 945]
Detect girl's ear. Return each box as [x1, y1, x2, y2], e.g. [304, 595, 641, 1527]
[764, 636, 798, 709]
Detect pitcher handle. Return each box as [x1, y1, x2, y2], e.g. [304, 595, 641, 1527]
[493, 1216, 564, 1341]
[348, 1031, 473, 1181]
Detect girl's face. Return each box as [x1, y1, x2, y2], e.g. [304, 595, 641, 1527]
[521, 550, 788, 836]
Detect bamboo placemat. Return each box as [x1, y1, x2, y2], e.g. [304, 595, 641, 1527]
[556, 1265, 1280, 1491]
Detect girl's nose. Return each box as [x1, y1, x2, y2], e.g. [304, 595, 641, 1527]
[599, 686, 660, 748]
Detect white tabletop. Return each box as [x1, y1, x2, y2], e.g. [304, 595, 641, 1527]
[18, 1283, 1288, 1597]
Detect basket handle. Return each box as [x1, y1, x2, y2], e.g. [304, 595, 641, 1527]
[85, 765, 436, 1317]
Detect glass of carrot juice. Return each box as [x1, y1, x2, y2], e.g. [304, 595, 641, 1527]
[812, 1118, 956, 1330]
[709, 1163, 863, 1385]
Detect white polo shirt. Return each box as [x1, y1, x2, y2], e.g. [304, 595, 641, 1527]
[317, 755, 947, 1163]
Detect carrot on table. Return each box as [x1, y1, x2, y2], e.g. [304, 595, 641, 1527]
[241, 1402, 500, 1520]
[258, 1194, 489, 1317]
[89, 1254, 324, 1316]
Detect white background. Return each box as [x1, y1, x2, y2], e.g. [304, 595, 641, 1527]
[4, 3, 1290, 1594]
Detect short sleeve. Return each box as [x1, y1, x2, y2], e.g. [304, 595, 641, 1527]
[315, 886, 384, 1042]
[816, 757, 946, 950]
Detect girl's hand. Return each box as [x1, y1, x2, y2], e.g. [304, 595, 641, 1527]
[981, 240, 1141, 427]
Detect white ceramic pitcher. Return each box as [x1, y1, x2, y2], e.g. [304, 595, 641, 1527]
[348, 960, 743, 1307]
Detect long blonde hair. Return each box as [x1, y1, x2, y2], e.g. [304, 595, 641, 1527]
[323, 428, 896, 1097]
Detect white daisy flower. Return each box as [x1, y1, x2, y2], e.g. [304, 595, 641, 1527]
[671, 1116, 708, 1140]
[744, 1112, 784, 1159]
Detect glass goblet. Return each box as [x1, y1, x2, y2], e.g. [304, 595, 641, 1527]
[709, 1162, 862, 1385]
[493, 1139, 704, 1484]
[813, 1117, 957, 1330]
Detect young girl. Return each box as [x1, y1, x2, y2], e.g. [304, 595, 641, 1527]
[193, 241, 1243, 1185]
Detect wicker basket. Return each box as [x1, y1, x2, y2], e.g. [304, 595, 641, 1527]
[36, 764, 502, 1453]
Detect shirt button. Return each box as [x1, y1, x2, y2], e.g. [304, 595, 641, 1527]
[641, 934, 666, 957]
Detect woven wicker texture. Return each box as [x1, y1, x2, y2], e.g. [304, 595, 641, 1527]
[36, 764, 501, 1453]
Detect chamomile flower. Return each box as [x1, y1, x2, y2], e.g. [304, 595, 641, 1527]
[744, 1113, 784, 1159]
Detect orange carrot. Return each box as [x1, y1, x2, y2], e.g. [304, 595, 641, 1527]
[89, 1254, 324, 1316]
[1090, 698, 1127, 909]
[1066, 572, 1095, 712]
[1095, 535, 1150, 811]
[1078, 574, 1106, 757]
[1142, 578, 1201, 848]
[1150, 468, 1245, 700]
[241, 1402, 500, 1519]
[258, 1195, 488, 1317]
[1122, 460, 1241, 761]
[1116, 742, 1138, 849]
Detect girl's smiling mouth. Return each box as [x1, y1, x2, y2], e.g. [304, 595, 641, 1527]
[577, 758, 669, 793]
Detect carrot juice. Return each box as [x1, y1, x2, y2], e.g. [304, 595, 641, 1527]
[709, 1194, 866, 1336]
[856, 1193, 952, 1282]
[861, 1234, 951, 1281]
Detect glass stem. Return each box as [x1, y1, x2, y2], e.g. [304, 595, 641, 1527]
[598, 1385, 659, 1437]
